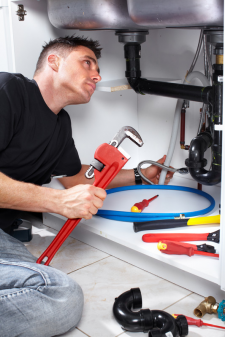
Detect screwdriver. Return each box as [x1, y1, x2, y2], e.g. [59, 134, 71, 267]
[173, 314, 225, 330]
[131, 195, 159, 213]
[157, 240, 219, 258]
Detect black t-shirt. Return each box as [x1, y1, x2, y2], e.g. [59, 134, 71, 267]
[0, 72, 81, 230]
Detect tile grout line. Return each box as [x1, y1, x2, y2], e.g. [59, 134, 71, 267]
[67, 256, 111, 275]
[111, 255, 198, 295]
[115, 330, 127, 337]
[162, 292, 194, 311]
[69, 238, 114, 257]
[76, 327, 91, 337]
[39, 223, 115, 258]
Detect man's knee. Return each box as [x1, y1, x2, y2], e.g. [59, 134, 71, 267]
[0, 263, 84, 337]
[61, 277, 84, 329]
[37, 266, 84, 334]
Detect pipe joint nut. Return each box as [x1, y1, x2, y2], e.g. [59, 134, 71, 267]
[176, 315, 189, 336]
[185, 158, 207, 169]
[131, 288, 142, 309]
[140, 309, 153, 332]
[148, 329, 161, 336]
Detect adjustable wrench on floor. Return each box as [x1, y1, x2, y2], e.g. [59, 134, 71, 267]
[37, 126, 143, 265]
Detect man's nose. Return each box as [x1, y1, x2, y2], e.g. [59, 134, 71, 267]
[92, 72, 101, 83]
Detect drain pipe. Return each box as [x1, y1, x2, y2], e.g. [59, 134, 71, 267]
[116, 30, 222, 186]
[185, 32, 223, 185]
[113, 288, 188, 336]
[116, 31, 213, 104]
[159, 71, 210, 185]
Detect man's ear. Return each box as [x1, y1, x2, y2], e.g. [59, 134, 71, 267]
[47, 54, 60, 72]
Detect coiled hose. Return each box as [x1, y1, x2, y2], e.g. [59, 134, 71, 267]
[97, 185, 215, 222]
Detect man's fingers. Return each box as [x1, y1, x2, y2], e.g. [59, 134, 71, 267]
[84, 200, 102, 219]
[84, 206, 98, 219]
[83, 187, 105, 218]
[80, 202, 99, 219]
[166, 170, 175, 178]
[156, 155, 166, 164]
[164, 179, 171, 185]
[93, 186, 107, 200]
[92, 195, 104, 209]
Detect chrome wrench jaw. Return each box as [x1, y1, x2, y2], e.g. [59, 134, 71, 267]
[85, 166, 95, 179]
[124, 130, 143, 147]
[85, 126, 144, 179]
[109, 126, 144, 148]
[85, 158, 104, 179]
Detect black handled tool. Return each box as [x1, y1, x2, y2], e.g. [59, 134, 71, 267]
[133, 215, 220, 232]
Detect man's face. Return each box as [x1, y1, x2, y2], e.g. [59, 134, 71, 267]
[57, 45, 101, 105]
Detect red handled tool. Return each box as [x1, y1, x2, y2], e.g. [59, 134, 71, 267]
[36, 126, 143, 266]
[174, 314, 225, 330]
[131, 195, 159, 213]
[142, 229, 220, 243]
[157, 240, 219, 257]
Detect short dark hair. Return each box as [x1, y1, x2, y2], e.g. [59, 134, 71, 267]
[34, 35, 102, 74]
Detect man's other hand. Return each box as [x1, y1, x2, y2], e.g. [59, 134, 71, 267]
[142, 155, 174, 185]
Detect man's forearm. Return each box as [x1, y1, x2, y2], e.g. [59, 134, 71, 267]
[0, 171, 106, 220]
[0, 172, 61, 213]
[58, 156, 174, 191]
[107, 169, 135, 188]
[58, 165, 95, 188]
[58, 165, 136, 189]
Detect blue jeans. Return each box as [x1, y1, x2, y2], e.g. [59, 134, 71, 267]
[0, 229, 84, 337]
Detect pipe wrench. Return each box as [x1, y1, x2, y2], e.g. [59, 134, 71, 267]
[37, 126, 143, 265]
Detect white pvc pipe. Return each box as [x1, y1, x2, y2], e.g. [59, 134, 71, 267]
[158, 71, 210, 185]
[184, 71, 210, 87]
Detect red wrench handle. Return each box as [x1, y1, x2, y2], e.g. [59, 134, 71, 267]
[37, 144, 128, 265]
[36, 218, 81, 265]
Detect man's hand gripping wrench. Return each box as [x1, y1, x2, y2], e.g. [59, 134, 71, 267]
[37, 126, 143, 265]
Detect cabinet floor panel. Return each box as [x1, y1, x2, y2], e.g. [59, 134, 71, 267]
[43, 176, 222, 297]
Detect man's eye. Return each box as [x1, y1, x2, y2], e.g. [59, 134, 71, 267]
[85, 60, 91, 66]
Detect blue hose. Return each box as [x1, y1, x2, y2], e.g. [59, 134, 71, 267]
[96, 185, 215, 222]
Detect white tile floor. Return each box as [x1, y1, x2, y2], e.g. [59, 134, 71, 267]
[24, 214, 225, 337]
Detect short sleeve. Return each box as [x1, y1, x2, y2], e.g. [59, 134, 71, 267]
[52, 137, 82, 177]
